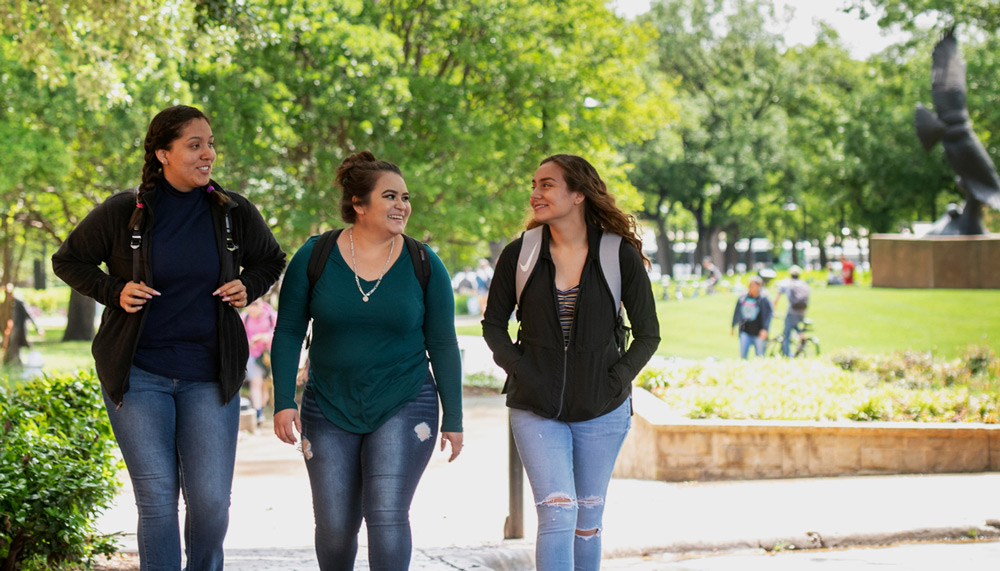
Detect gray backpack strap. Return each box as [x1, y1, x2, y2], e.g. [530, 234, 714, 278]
[599, 232, 623, 310]
[515, 226, 543, 309]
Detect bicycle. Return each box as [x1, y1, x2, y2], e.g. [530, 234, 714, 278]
[766, 318, 821, 358]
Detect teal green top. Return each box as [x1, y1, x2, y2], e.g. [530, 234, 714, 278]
[271, 235, 463, 433]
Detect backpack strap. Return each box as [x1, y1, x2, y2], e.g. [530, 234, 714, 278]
[306, 229, 342, 306]
[402, 234, 430, 293]
[514, 226, 543, 310]
[599, 232, 623, 310]
[306, 229, 430, 300]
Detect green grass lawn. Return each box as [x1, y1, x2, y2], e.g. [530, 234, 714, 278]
[458, 285, 1000, 360]
[7, 284, 998, 379]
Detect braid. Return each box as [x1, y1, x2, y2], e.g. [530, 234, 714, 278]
[131, 105, 225, 230]
[128, 149, 162, 230]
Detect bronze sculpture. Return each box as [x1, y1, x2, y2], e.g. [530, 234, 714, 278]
[915, 28, 1000, 235]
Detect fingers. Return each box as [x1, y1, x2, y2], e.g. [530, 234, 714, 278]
[273, 410, 300, 445]
[441, 432, 464, 463]
[213, 279, 248, 308]
[119, 281, 160, 313]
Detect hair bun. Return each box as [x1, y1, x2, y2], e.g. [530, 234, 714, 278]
[336, 151, 379, 186]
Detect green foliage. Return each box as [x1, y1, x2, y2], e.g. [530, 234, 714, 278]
[0, 372, 122, 569]
[639, 346, 1000, 422]
[846, 0, 1000, 32]
[463, 371, 503, 392]
[18, 287, 68, 316]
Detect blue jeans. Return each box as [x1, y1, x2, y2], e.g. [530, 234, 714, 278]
[300, 374, 438, 571]
[103, 366, 239, 571]
[510, 398, 631, 571]
[739, 331, 765, 359]
[782, 313, 805, 357]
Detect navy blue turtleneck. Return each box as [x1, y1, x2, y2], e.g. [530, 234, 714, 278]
[133, 181, 221, 382]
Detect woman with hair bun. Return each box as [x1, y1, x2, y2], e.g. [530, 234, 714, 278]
[482, 154, 660, 570]
[52, 105, 286, 570]
[270, 151, 463, 570]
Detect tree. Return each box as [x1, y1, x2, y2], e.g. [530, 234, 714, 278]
[847, 0, 1000, 31]
[639, 0, 790, 271]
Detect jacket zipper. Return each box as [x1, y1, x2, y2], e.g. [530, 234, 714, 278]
[554, 258, 589, 419]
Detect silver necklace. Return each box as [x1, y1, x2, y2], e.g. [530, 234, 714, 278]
[349, 228, 395, 302]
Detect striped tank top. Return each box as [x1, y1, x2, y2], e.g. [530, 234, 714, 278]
[556, 285, 580, 346]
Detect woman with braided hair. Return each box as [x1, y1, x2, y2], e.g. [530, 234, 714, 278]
[53, 105, 285, 570]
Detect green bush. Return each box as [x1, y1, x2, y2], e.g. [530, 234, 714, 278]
[19, 287, 70, 316]
[0, 372, 122, 570]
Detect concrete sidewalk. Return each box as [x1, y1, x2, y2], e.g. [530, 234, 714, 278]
[96, 334, 1000, 569]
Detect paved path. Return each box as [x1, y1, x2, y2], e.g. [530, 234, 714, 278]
[96, 332, 1000, 569]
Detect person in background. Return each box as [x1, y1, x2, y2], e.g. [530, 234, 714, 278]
[701, 256, 722, 294]
[52, 105, 286, 571]
[242, 296, 277, 425]
[840, 255, 856, 285]
[772, 265, 810, 357]
[731, 276, 772, 358]
[270, 151, 463, 571]
[482, 154, 660, 570]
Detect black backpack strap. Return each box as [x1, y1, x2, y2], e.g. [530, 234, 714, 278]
[307, 229, 342, 305]
[402, 234, 430, 293]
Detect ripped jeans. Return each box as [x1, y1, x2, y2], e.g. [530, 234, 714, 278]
[299, 374, 438, 571]
[510, 398, 631, 571]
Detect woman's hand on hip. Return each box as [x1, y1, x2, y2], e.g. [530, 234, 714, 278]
[119, 281, 160, 313]
[441, 431, 463, 462]
[214, 279, 248, 308]
[273, 408, 302, 445]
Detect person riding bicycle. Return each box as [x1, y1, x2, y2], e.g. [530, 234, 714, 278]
[772, 265, 810, 357]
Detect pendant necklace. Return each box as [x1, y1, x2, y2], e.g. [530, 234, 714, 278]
[349, 228, 395, 302]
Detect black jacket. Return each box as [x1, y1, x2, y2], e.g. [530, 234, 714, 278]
[482, 225, 660, 421]
[52, 182, 286, 406]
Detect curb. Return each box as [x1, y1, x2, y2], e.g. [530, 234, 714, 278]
[438, 523, 1000, 570]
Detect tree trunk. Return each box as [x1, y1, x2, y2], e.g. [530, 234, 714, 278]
[707, 225, 724, 269]
[63, 289, 96, 341]
[653, 218, 674, 278]
[33, 243, 46, 289]
[724, 224, 739, 273]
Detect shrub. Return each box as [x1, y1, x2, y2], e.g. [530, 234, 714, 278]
[962, 344, 998, 377]
[640, 349, 1000, 424]
[0, 372, 122, 570]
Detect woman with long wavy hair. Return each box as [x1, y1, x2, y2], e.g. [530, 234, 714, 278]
[482, 154, 660, 569]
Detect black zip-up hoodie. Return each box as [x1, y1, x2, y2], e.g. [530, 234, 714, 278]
[482, 224, 660, 421]
[52, 182, 286, 407]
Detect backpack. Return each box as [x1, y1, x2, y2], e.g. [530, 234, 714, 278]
[787, 280, 810, 311]
[306, 228, 430, 304]
[514, 226, 631, 353]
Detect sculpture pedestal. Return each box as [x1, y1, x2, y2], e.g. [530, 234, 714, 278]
[870, 234, 1000, 288]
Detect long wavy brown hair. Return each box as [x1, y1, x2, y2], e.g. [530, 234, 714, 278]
[527, 154, 649, 267]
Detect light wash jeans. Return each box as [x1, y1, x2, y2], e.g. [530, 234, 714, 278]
[739, 331, 766, 359]
[782, 312, 805, 357]
[299, 374, 438, 571]
[510, 398, 631, 571]
[103, 365, 240, 571]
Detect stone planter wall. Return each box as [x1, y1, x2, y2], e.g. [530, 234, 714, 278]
[613, 387, 1000, 482]
[870, 233, 1000, 289]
